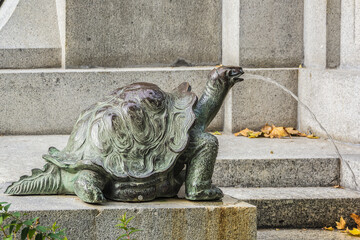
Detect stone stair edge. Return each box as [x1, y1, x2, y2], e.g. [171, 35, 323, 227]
[0, 66, 299, 73]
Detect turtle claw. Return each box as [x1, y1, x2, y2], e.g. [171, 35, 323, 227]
[185, 186, 224, 201]
[74, 184, 106, 204]
[73, 170, 107, 204]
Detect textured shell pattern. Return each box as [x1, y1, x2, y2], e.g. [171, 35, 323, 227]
[44, 82, 197, 179]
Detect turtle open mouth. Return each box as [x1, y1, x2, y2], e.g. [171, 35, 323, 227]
[228, 68, 245, 81]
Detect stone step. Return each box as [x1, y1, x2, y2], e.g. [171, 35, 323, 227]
[257, 229, 355, 240]
[1, 135, 360, 188]
[214, 135, 343, 188]
[222, 187, 360, 228]
[0, 67, 297, 134]
[0, 184, 257, 240]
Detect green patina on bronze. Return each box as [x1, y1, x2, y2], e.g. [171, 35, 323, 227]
[5, 66, 244, 203]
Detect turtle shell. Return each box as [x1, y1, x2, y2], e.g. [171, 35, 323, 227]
[43, 82, 197, 180]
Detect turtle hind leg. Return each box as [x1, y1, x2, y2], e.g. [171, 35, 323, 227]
[73, 170, 106, 204]
[184, 131, 223, 201]
[5, 163, 61, 195]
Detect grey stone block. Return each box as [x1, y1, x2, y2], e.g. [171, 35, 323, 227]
[304, 0, 327, 69]
[238, 0, 303, 68]
[0, 0, 61, 68]
[327, 0, 341, 68]
[341, 154, 360, 192]
[0, 48, 61, 69]
[65, 0, 221, 68]
[214, 158, 339, 188]
[214, 135, 347, 187]
[230, 68, 298, 133]
[341, 0, 360, 68]
[0, 189, 257, 240]
[223, 187, 360, 228]
[0, 67, 222, 134]
[298, 68, 360, 144]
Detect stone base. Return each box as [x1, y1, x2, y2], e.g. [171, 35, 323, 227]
[0, 187, 257, 240]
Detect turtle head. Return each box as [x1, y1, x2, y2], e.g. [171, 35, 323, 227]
[209, 66, 245, 87]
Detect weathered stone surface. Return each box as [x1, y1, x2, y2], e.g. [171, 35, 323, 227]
[238, 0, 303, 67]
[223, 187, 360, 228]
[341, 154, 360, 192]
[214, 135, 357, 187]
[215, 157, 339, 187]
[326, 0, 341, 68]
[304, 0, 327, 69]
[0, 67, 222, 134]
[0, 49, 61, 69]
[258, 229, 356, 240]
[229, 68, 298, 132]
[0, 0, 61, 68]
[0, 187, 257, 240]
[0, 135, 68, 184]
[65, 0, 221, 68]
[341, 0, 360, 68]
[298, 68, 360, 144]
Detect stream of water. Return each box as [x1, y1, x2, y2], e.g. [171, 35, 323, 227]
[242, 73, 358, 187]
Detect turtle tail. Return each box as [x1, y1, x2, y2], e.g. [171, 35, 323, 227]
[5, 163, 61, 195]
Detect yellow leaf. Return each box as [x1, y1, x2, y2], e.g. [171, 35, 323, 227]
[348, 228, 360, 236]
[336, 217, 346, 230]
[350, 213, 360, 229]
[307, 134, 319, 139]
[261, 124, 272, 135]
[234, 128, 252, 137]
[333, 185, 344, 189]
[269, 125, 289, 138]
[285, 127, 300, 135]
[248, 131, 262, 138]
[341, 227, 349, 233]
[211, 131, 222, 135]
[323, 226, 334, 231]
[298, 132, 307, 137]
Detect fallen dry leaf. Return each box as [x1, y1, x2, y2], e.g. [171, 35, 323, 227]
[261, 124, 272, 135]
[348, 228, 360, 236]
[285, 127, 300, 135]
[350, 213, 360, 229]
[336, 216, 346, 230]
[248, 131, 262, 138]
[269, 125, 289, 138]
[307, 134, 319, 139]
[341, 227, 349, 233]
[234, 128, 253, 137]
[211, 131, 222, 135]
[334, 185, 344, 189]
[323, 226, 334, 231]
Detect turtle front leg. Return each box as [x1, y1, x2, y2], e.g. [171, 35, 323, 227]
[184, 130, 223, 201]
[74, 170, 106, 203]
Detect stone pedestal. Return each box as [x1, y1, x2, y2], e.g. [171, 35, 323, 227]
[0, 188, 257, 240]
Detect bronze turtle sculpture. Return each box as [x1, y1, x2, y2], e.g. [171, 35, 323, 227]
[5, 66, 244, 203]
